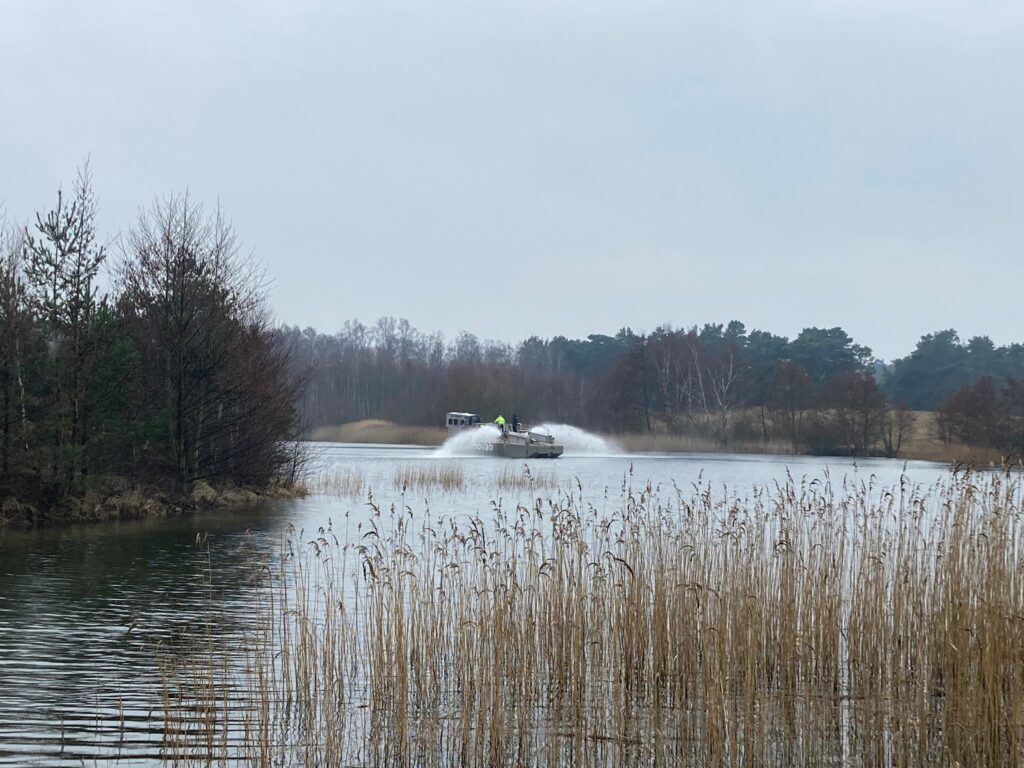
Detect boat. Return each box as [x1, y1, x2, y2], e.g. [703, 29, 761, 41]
[445, 412, 564, 458]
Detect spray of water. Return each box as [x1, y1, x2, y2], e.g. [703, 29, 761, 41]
[435, 423, 617, 457]
[528, 424, 619, 455]
[435, 425, 503, 457]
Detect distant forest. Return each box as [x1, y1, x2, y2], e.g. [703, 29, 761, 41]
[286, 319, 1024, 457]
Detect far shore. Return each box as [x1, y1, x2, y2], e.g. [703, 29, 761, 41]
[306, 416, 1009, 467]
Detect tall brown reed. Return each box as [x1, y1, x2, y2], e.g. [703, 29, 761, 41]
[160, 469, 1024, 767]
[393, 463, 466, 493]
[312, 467, 369, 498]
[495, 464, 557, 492]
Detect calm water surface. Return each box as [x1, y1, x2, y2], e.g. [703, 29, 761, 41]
[0, 442, 952, 766]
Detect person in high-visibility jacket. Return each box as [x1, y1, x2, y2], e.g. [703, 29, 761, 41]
[494, 415, 506, 435]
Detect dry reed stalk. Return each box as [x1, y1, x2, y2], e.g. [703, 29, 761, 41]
[311, 468, 369, 498]
[495, 464, 557, 492]
[159, 468, 1024, 767]
[393, 463, 466, 493]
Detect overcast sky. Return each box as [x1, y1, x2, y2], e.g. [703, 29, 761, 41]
[2, 1, 1022, 360]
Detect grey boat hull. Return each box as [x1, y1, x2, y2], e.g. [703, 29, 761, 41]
[474, 430, 564, 458]
[492, 435, 564, 459]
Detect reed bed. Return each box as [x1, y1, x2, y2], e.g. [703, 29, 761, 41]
[160, 469, 1024, 767]
[495, 464, 558, 492]
[393, 462, 466, 492]
[310, 467, 369, 498]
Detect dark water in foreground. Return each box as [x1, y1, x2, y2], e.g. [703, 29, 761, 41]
[0, 444, 951, 766]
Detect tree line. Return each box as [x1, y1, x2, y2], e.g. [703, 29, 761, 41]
[0, 167, 302, 513]
[289, 319, 1024, 457]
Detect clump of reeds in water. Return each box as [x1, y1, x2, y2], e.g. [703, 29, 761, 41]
[160, 469, 1024, 767]
[496, 463, 557, 492]
[393, 462, 465, 492]
[311, 467, 368, 498]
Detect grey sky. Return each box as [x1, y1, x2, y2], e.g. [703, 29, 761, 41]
[2, 1, 1022, 360]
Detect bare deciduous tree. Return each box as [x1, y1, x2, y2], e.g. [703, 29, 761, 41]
[119, 194, 294, 488]
[824, 372, 888, 456]
[881, 403, 916, 458]
[771, 362, 814, 452]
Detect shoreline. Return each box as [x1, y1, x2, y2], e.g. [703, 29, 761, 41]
[6, 418, 1011, 529]
[306, 418, 1007, 467]
[0, 480, 308, 529]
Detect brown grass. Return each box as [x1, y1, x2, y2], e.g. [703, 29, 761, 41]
[495, 464, 557, 492]
[314, 464, 468, 496]
[307, 419, 445, 446]
[160, 469, 1024, 766]
[393, 463, 466, 492]
[897, 411, 1005, 465]
[312, 467, 370, 498]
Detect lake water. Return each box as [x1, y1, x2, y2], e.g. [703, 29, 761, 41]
[0, 442, 954, 766]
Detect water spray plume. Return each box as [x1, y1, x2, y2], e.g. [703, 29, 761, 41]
[529, 423, 618, 454]
[434, 424, 503, 456]
[435, 423, 616, 457]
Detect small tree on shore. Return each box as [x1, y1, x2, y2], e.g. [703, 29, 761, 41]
[939, 377, 1004, 449]
[881, 403, 916, 458]
[771, 362, 813, 452]
[824, 372, 888, 456]
[21, 163, 107, 491]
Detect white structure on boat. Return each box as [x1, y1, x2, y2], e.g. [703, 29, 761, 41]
[445, 412, 564, 458]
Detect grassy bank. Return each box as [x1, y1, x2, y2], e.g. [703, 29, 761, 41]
[160, 470, 1024, 766]
[892, 411, 1004, 464]
[0, 478, 307, 528]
